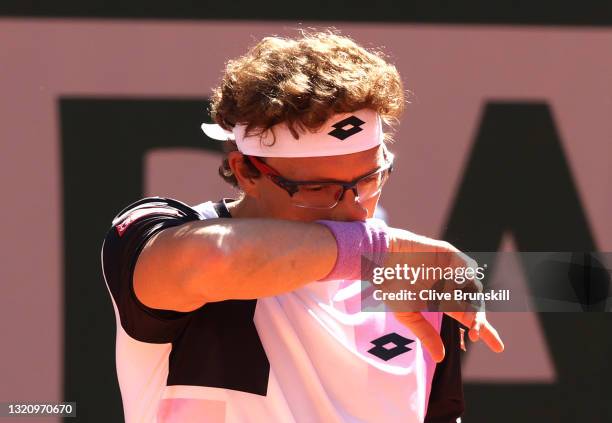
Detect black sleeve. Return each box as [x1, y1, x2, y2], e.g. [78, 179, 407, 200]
[101, 197, 204, 343]
[424, 315, 466, 423]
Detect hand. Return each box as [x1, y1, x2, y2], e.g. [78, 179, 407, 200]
[382, 228, 505, 362]
[394, 310, 504, 363]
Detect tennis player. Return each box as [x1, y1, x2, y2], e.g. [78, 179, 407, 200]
[101, 31, 503, 423]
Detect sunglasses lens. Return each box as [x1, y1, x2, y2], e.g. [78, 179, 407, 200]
[292, 184, 344, 209]
[291, 167, 391, 209]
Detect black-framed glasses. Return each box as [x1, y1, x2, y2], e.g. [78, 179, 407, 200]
[244, 155, 393, 209]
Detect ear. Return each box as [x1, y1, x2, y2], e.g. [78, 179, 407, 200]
[227, 151, 261, 198]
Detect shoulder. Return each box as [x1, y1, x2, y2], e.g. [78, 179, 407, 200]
[112, 197, 208, 236]
[102, 197, 219, 279]
[102, 197, 216, 295]
[101, 197, 217, 341]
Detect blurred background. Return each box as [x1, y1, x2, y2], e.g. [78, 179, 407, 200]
[1, 1, 611, 422]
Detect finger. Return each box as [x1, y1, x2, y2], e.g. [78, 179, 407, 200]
[449, 312, 505, 353]
[394, 312, 445, 363]
[479, 320, 505, 353]
[468, 320, 481, 342]
[446, 311, 480, 342]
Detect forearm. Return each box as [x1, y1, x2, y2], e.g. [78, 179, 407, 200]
[136, 218, 338, 308]
[190, 218, 338, 300]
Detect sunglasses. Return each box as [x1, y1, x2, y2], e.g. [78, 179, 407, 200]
[243, 155, 393, 209]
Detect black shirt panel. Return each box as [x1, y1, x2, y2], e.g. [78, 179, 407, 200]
[102, 197, 201, 343]
[167, 298, 270, 395]
[424, 315, 465, 422]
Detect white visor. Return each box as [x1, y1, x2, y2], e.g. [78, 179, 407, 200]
[201, 108, 383, 157]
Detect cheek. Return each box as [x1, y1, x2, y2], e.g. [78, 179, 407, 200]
[296, 208, 338, 222]
[277, 201, 335, 222]
[257, 182, 301, 219]
[257, 185, 333, 221]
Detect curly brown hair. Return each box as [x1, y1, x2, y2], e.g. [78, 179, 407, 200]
[210, 29, 406, 187]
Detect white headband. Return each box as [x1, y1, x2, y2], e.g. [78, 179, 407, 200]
[201, 108, 383, 157]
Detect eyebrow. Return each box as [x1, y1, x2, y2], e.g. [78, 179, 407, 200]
[288, 161, 389, 184]
[254, 146, 391, 183]
[304, 148, 392, 183]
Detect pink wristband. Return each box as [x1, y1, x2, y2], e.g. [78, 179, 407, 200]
[316, 218, 390, 281]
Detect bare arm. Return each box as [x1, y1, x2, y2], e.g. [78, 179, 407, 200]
[134, 218, 337, 312]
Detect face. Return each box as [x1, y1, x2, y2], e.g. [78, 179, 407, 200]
[229, 145, 389, 222]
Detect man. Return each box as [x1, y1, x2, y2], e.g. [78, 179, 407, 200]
[101, 31, 503, 423]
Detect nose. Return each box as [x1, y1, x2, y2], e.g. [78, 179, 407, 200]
[333, 188, 369, 221]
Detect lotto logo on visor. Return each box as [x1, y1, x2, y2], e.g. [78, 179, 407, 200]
[201, 108, 383, 157]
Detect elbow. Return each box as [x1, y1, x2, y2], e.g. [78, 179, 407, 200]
[136, 224, 229, 310]
[169, 224, 232, 304]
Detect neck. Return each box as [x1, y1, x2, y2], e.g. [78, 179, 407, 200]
[225, 195, 261, 219]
